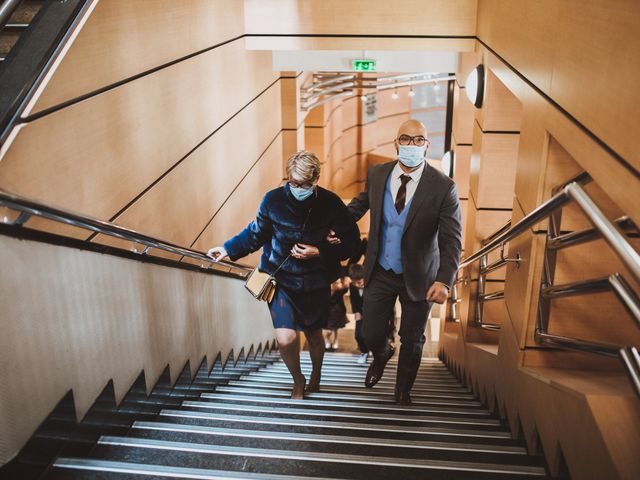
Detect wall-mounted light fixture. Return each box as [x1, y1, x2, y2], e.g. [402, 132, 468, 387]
[361, 95, 368, 102]
[408, 88, 415, 97]
[391, 89, 399, 100]
[441, 150, 455, 178]
[465, 64, 485, 108]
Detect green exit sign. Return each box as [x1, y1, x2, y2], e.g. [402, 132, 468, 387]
[352, 59, 376, 72]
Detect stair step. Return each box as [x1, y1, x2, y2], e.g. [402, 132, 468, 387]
[127, 421, 542, 467]
[214, 385, 482, 407]
[196, 393, 493, 418]
[245, 370, 465, 387]
[53, 458, 335, 479]
[87, 436, 547, 479]
[181, 400, 504, 430]
[227, 379, 475, 399]
[241, 373, 469, 392]
[158, 409, 522, 444]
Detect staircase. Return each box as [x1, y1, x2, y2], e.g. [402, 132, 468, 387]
[35, 352, 549, 479]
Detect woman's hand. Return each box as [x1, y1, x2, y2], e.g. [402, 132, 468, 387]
[207, 246, 228, 262]
[291, 243, 320, 260]
[326, 229, 342, 245]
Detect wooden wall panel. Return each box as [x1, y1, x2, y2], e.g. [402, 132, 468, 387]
[453, 144, 471, 199]
[0, 235, 273, 465]
[190, 136, 284, 267]
[0, 42, 278, 239]
[376, 113, 409, 146]
[373, 142, 397, 159]
[377, 88, 411, 117]
[452, 84, 475, 144]
[244, 0, 478, 36]
[469, 122, 519, 209]
[477, 0, 640, 172]
[341, 96, 359, 126]
[476, 69, 523, 133]
[94, 86, 283, 255]
[31, 0, 245, 113]
[341, 127, 359, 161]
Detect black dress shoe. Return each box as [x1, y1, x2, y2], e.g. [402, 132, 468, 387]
[365, 346, 395, 388]
[395, 391, 412, 406]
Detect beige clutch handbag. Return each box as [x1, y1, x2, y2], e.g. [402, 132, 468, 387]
[244, 268, 278, 303]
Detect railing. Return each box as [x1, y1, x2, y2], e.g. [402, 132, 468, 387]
[0, 0, 22, 30]
[300, 72, 456, 111]
[448, 173, 640, 398]
[0, 189, 252, 278]
[0, 0, 95, 155]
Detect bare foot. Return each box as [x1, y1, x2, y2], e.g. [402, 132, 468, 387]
[306, 371, 321, 393]
[291, 375, 306, 400]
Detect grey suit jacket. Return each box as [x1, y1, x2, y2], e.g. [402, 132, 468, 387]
[348, 161, 462, 301]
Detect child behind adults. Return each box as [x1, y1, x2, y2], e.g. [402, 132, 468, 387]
[324, 276, 350, 350]
[348, 264, 369, 365]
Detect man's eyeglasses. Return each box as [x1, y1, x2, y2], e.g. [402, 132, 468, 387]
[397, 134, 429, 147]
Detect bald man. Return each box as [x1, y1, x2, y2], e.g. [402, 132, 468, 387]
[332, 120, 462, 405]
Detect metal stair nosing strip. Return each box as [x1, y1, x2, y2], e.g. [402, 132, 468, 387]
[212, 385, 483, 407]
[131, 420, 528, 455]
[92, 436, 547, 476]
[227, 379, 476, 399]
[240, 374, 470, 393]
[180, 401, 502, 427]
[246, 371, 465, 388]
[195, 393, 492, 417]
[159, 409, 513, 440]
[53, 458, 341, 480]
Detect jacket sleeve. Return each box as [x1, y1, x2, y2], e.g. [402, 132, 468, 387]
[223, 195, 273, 261]
[317, 200, 361, 262]
[346, 167, 371, 222]
[435, 183, 463, 288]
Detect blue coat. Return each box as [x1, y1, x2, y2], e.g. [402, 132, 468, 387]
[224, 184, 361, 292]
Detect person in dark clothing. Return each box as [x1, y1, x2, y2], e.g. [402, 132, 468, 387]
[348, 263, 369, 365]
[324, 277, 350, 350]
[328, 120, 462, 405]
[207, 150, 360, 400]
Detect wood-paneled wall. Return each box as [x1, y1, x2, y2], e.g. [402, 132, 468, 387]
[0, 1, 292, 267]
[0, 234, 274, 466]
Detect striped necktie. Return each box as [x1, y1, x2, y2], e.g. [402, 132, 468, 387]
[395, 174, 412, 214]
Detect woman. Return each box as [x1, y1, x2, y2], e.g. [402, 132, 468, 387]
[207, 150, 360, 399]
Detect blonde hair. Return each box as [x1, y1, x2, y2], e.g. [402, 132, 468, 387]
[286, 150, 321, 185]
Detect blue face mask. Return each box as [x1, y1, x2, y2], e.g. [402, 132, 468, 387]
[289, 183, 315, 201]
[398, 145, 426, 168]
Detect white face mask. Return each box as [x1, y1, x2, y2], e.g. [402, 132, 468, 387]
[289, 183, 315, 201]
[398, 145, 425, 168]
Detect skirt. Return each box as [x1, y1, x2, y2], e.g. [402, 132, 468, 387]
[268, 285, 330, 332]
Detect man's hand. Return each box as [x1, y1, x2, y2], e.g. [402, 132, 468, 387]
[207, 246, 228, 262]
[291, 243, 320, 260]
[426, 282, 449, 304]
[326, 229, 342, 245]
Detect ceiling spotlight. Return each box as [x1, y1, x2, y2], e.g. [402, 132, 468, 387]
[433, 83, 440, 91]
[361, 95, 368, 102]
[408, 88, 415, 97]
[391, 90, 399, 100]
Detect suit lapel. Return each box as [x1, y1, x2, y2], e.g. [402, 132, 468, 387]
[402, 163, 436, 235]
[371, 162, 396, 230]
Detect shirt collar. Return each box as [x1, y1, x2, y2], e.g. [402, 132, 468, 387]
[393, 160, 426, 183]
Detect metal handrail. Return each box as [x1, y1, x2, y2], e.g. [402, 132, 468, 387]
[0, 0, 22, 30]
[454, 176, 640, 398]
[0, 189, 253, 277]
